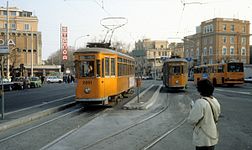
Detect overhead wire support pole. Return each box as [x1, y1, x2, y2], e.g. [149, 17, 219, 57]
[1, 1, 9, 120]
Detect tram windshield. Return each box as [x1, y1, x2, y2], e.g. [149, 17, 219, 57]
[80, 61, 95, 77]
[170, 66, 181, 74]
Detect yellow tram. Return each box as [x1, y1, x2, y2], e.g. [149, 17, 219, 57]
[74, 43, 135, 105]
[162, 57, 188, 89]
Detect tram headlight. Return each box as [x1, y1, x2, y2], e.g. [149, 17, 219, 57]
[84, 87, 91, 94]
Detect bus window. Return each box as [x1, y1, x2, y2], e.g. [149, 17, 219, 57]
[228, 63, 244, 72]
[218, 65, 224, 73]
[80, 61, 94, 77]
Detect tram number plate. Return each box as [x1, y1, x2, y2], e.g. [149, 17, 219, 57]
[83, 80, 92, 85]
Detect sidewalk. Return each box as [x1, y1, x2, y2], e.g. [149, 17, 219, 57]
[0, 100, 75, 132]
[123, 84, 162, 110]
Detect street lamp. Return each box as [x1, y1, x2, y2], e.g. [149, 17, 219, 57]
[74, 34, 90, 50]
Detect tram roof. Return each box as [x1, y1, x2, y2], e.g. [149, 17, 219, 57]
[163, 58, 187, 63]
[74, 47, 134, 60]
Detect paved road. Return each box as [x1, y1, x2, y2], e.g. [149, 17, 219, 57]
[0, 80, 251, 150]
[3, 83, 75, 113]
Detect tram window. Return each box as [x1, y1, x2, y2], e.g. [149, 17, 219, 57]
[80, 61, 94, 77]
[102, 59, 104, 77]
[111, 58, 115, 76]
[96, 60, 101, 77]
[172, 66, 181, 74]
[105, 58, 110, 76]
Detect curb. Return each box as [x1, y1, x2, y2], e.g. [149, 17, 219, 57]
[123, 85, 161, 110]
[0, 102, 76, 132]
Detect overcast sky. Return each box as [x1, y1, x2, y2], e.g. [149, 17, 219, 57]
[1, 0, 252, 60]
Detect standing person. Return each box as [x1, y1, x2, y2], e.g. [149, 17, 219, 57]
[188, 79, 221, 150]
[41, 75, 45, 84]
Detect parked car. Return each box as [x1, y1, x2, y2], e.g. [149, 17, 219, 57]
[30, 77, 42, 88]
[245, 76, 252, 83]
[13, 77, 31, 90]
[0, 78, 14, 91]
[46, 76, 63, 83]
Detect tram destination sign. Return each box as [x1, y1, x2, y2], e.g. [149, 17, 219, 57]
[0, 46, 9, 55]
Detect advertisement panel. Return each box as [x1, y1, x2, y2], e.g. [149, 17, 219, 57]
[61, 26, 68, 60]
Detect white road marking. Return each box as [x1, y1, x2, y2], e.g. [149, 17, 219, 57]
[215, 88, 251, 95]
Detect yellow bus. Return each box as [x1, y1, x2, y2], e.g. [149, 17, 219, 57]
[74, 43, 135, 105]
[194, 62, 244, 86]
[162, 57, 188, 89]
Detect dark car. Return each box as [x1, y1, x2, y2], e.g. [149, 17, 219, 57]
[13, 77, 31, 90]
[0, 78, 14, 91]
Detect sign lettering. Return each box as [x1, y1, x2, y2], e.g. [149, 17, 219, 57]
[61, 26, 68, 60]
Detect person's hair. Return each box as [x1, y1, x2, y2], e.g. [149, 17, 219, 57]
[197, 79, 214, 97]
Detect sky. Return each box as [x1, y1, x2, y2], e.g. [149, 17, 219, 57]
[1, 0, 252, 60]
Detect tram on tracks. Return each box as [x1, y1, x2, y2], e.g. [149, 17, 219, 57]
[74, 43, 135, 105]
[162, 57, 188, 90]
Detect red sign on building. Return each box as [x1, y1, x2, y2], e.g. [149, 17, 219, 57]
[61, 26, 68, 60]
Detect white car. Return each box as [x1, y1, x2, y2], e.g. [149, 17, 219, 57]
[245, 77, 252, 83]
[46, 76, 63, 83]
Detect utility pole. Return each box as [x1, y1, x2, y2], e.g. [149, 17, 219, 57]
[6, 1, 9, 80]
[1, 1, 9, 120]
[31, 27, 33, 77]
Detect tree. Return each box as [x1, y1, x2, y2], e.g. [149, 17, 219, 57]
[45, 47, 75, 74]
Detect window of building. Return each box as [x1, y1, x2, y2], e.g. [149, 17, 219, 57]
[203, 47, 207, 56]
[191, 49, 194, 58]
[209, 47, 213, 55]
[210, 24, 213, 32]
[11, 23, 16, 30]
[241, 37, 246, 45]
[209, 59, 213, 64]
[223, 24, 226, 31]
[24, 24, 30, 30]
[158, 52, 161, 56]
[209, 37, 213, 44]
[231, 24, 235, 32]
[196, 48, 199, 56]
[230, 47, 234, 55]
[3, 11, 7, 16]
[222, 47, 227, 55]
[10, 11, 16, 16]
[241, 47, 246, 56]
[230, 36, 234, 44]
[223, 36, 227, 43]
[242, 26, 246, 33]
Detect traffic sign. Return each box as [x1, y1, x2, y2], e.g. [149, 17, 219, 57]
[185, 57, 192, 62]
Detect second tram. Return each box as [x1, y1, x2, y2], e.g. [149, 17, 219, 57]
[162, 57, 188, 89]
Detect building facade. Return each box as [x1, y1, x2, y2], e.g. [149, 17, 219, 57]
[184, 18, 250, 66]
[133, 39, 173, 78]
[0, 7, 42, 77]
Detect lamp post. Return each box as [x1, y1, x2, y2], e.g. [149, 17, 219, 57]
[74, 34, 90, 50]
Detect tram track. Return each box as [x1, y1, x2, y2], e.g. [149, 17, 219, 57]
[78, 88, 191, 150]
[0, 104, 107, 150]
